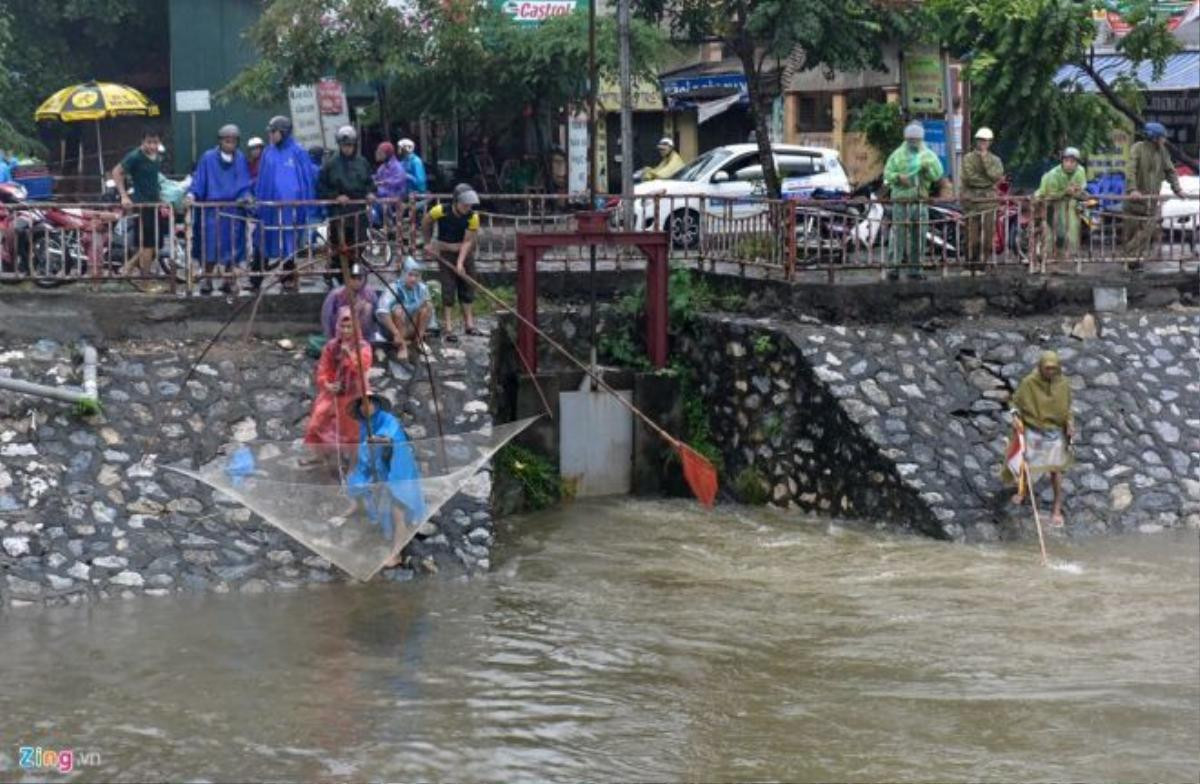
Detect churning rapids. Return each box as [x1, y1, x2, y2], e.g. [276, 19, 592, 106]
[1, 499, 1197, 782]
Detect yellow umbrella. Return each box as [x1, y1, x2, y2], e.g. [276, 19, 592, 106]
[34, 80, 160, 180]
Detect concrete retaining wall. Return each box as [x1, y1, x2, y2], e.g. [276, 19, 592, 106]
[684, 310, 1200, 541]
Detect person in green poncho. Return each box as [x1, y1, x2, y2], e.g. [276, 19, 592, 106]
[883, 122, 945, 280]
[1005, 350, 1075, 527]
[1034, 147, 1088, 261]
[1123, 122, 1185, 266]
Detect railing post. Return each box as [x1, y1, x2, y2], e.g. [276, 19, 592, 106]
[644, 241, 668, 369]
[786, 202, 797, 282]
[516, 238, 538, 374]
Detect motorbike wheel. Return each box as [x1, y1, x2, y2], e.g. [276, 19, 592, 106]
[362, 227, 394, 268]
[668, 208, 701, 250]
[31, 235, 80, 288]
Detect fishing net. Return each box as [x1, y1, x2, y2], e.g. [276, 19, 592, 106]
[678, 444, 718, 507]
[166, 417, 539, 581]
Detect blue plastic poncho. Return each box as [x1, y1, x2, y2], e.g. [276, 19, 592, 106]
[346, 408, 427, 538]
[254, 135, 316, 259]
[190, 147, 253, 265]
[402, 154, 427, 193]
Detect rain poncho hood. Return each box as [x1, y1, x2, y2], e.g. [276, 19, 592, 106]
[347, 406, 427, 538]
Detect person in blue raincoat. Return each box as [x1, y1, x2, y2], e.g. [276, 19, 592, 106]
[345, 393, 426, 567]
[186, 124, 253, 295]
[252, 115, 315, 291]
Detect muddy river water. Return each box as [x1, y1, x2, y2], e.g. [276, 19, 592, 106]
[1, 499, 1197, 782]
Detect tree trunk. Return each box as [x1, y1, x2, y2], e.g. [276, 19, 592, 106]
[734, 45, 781, 200]
[377, 83, 391, 142]
[1076, 59, 1199, 170]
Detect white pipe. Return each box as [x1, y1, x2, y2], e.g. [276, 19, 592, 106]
[0, 342, 100, 408]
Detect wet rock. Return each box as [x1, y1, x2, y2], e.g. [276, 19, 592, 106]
[1110, 483, 1133, 511]
[110, 570, 145, 587]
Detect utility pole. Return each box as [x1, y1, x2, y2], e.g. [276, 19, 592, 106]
[618, 0, 634, 229]
[587, 0, 599, 371]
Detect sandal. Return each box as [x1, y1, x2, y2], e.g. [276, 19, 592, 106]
[443, 332, 460, 344]
[465, 326, 484, 337]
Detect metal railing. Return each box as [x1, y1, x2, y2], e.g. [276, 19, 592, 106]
[2, 191, 1196, 292]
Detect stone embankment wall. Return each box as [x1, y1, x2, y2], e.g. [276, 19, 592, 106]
[1, 333, 496, 608]
[683, 310, 1200, 541]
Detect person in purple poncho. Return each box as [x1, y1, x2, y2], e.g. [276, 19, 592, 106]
[372, 141, 408, 231]
[186, 124, 253, 295]
[252, 115, 315, 292]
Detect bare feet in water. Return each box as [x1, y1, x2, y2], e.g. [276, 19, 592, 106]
[1050, 511, 1065, 527]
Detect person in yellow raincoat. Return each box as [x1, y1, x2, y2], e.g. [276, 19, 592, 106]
[640, 137, 685, 181]
[883, 122, 945, 279]
[1034, 147, 1087, 261]
[1004, 351, 1075, 526]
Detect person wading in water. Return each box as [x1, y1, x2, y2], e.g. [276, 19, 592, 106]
[1005, 351, 1075, 526]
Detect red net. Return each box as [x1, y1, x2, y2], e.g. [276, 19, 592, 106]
[678, 444, 718, 507]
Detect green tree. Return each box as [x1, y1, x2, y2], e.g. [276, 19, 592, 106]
[635, 0, 921, 199]
[226, 0, 667, 150]
[932, 0, 1195, 169]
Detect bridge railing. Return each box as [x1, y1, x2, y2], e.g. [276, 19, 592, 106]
[1, 190, 1196, 290]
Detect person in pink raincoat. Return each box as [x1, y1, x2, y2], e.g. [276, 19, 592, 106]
[304, 305, 373, 453]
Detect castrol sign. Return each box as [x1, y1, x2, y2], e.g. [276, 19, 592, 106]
[497, 0, 584, 24]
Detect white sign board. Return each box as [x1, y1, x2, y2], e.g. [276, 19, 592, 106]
[289, 83, 351, 151]
[568, 112, 588, 195]
[288, 85, 325, 150]
[174, 89, 211, 113]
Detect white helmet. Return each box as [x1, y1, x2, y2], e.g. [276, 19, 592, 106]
[247, 136, 264, 149]
[397, 138, 416, 152]
[657, 137, 674, 148]
[1062, 146, 1081, 160]
[974, 127, 994, 141]
[903, 122, 925, 141]
[335, 125, 357, 144]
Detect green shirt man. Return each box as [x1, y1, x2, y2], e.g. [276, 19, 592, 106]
[118, 145, 162, 204]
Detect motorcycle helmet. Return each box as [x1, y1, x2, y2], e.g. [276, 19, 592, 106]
[247, 137, 264, 150]
[1062, 146, 1081, 160]
[1144, 122, 1167, 140]
[974, 127, 994, 141]
[335, 125, 357, 145]
[903, 122, 925, 141]
[397, 138, 416, 153]
[267, 115, 292, 135]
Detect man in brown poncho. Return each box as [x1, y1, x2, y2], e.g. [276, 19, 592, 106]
[1123, 122, 1185, 267]
[1005, 351, 1074, 526]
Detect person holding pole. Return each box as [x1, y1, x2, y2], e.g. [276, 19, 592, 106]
[421, 185, 481, 342]
[1004, 351, 1074, 527]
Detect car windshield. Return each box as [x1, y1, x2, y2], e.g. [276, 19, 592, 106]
[675, 149, 731, 182]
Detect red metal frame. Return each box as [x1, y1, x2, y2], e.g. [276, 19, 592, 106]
[516, 214, 669, 373]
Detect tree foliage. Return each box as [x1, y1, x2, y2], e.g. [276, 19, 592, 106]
[0, 0, 169, 154]
[932, 0, 1190, 168]
[635, 0, 922, 198]
[226, 0, 667, 139]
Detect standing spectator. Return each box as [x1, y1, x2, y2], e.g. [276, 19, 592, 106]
[373, 141, 408, 230]
[320, 262, 379, 341]
[397, 138, 428, 194]
[1123, 122, 1185, 267]
[318, 126, 375, 287]
[111, 127, 167, 292]
[1034, 147, 1087, 261]
[376, 257, 435, 362]
[253, 115, 315, 292]
[961, 127, 1004, 265]
[422, 185, 480, 342]
[246, 137, 264, 183]
[186, 124, 253, 295]
[883, 122, 945, 280]
[0, 151, 12, 184]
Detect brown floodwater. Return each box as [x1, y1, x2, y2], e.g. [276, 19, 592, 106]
[1, 499, 1197, 782]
